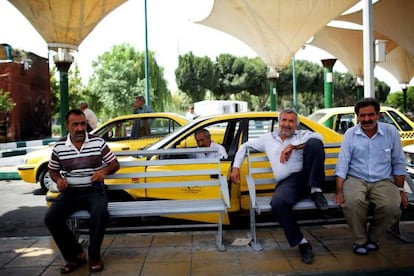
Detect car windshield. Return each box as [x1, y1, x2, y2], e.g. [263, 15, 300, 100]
[308, 111, 327, 122]
[388, 111, 413, 131]
[145, 120, 201, 150]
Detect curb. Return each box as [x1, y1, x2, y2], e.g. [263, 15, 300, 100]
[0, 137, 58, 158]
[0, 171, 20, 180]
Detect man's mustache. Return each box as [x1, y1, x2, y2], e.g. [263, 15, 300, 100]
[361, 120, 373, 125]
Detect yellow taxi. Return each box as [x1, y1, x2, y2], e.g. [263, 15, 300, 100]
[46, 112, 343, 224]
[17, 113, 189, 191]
[308, 106, 414, 146]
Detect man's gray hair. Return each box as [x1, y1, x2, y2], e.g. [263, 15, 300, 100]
[279, 109, 300, 126]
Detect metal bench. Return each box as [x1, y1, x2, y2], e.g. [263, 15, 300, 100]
[246, 143, 414, 251]
[69, 147, 230, 251]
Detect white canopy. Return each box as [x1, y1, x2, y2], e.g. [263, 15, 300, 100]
[198, 0, 360, 68]
[309, 26, 397, 78]
[9, 0, 127, 50]
[378, 47, 414, 84]
[339, 0, 414, 58]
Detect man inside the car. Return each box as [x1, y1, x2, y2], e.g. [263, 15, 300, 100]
[192, 128, 228, 159]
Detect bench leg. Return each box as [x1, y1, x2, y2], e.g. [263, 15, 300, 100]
[215, 211, 226, 252]
[387, 221, 414, 243]
[249, 207, 263, 251]
[68, 218, 82, 244]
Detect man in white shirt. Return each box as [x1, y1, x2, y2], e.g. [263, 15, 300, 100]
[230, 109, 327, 264]
[185, 106, 198, 120]
[193, 128, 228, 159]
[79, 101, 98, 131]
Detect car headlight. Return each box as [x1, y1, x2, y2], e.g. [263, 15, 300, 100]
[405, 152, 414, 167]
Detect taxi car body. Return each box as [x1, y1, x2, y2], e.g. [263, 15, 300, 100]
[308, 106, 414, 146]
[46, 112, 343, 224]
[17, 112, 189, 190]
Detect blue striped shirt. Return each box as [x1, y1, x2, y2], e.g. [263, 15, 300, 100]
[335, 122, 406, 182]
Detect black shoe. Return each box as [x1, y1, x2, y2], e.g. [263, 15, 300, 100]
[353, 243, 368, 255]
[298, 242, 314, 264]
[365, 241, 380, 251]
[311, 192, 328, 210]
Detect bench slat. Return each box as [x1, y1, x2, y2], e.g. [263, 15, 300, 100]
[246, 146, 340, 251]
[68, 147, 230, 252]
[106, 169, 221, 179]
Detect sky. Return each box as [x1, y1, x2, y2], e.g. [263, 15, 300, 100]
[0, 0, 407, 93]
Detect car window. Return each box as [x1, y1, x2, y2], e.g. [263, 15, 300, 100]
[379, 112, 398, 129]
[247, 119, 275, 140]
[148, 118, 182, 136]
[176, 121, 230, 149]
[95, 119, 134, 141]
[387, 111, 413, 131]
[130, 117, 182, 139]
[334, 114, 355, 134]
[96, 117, 182, 142]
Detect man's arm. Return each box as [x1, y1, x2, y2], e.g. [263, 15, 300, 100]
[49, 168, 68, 192]
[333, 176, 345, 205]
[91, 159, 120, 183]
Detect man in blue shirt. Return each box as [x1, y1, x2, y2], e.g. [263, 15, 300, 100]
[133, 95, 153, 114]
[231, 109, 328, 264]
[334, 98, 409, 255]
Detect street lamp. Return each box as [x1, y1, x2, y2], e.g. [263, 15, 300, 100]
[401, 83, 408, 113]
[267, 66, 282, 111]
[49, 44, 76, 135]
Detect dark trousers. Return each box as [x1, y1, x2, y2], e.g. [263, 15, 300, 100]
[44, 186, 109, 262]
[270, 138, 325, 247]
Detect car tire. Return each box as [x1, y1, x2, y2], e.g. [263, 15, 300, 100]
[39, 168, 57, 192]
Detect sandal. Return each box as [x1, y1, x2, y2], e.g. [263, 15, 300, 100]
[365, 241, 380, 251]
[352, 243, 368, 255]
[89, 260, 104, 273]
[60, 252, 87, 274]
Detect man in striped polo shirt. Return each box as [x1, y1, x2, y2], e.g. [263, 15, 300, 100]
[44, 109, 120, 274]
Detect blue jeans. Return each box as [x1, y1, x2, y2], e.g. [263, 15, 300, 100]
[44, 185, 108, 262]
[270, 138, 325, 246]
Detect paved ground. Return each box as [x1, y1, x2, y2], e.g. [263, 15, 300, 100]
[1, 223, 414, 275]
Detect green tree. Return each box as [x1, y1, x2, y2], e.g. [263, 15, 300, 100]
[88, 43, 169, 118]
[175, 52, 217, 103]
[386, 86, 414, 111]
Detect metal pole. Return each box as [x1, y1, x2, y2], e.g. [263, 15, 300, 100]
[269, 79, 276, 111]
[54, 59, 72, 136]
[144, 0, 150, 105]
[403, 85, 408, 113]
[292, 56, 297, 111]
[363, 0, 374, 98]
[321, 59, 337, 109]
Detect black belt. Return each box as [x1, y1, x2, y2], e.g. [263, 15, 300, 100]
[67, 186, 93, 192]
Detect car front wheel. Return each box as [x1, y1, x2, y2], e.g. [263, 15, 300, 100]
[39, 168, 58, 192]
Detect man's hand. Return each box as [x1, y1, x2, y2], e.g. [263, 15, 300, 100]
[230, 167, 241, 183]
[280, 144, 294, 163]
[333, 192, 345, 206]
[90, 169, 106, 183]
[400, 191, 410, 209]
[56, 177, 68, 192]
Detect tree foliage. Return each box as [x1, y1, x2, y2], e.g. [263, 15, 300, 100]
[87, 43, 169, 119]
[175, 52, 217, 103]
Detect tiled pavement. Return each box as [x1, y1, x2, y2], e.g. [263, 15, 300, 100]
[1, 223, 414, 275]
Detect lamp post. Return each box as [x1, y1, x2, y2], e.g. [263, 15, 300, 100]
[267, 66, 282, 111]
[321, 58, 337, 109]
[402, 83, 408, 113]
[356, 77, 364, 100]
[50, 46, 75, 135]
[321, 58, 336, 129]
